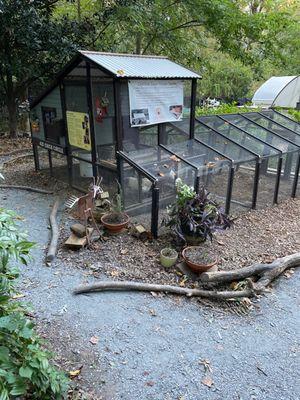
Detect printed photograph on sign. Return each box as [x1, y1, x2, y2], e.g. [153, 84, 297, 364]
[169, 105, 183, 120]
[131, 108, 150, 126]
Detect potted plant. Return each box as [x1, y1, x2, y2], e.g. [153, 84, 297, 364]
[162, 179, 232, 272]
[182, 246, 218, 273]
[101, 187, 130, 234]
[160, 248, 178, 268]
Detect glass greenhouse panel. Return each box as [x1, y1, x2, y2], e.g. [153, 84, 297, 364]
[230, 160, 256, 212]
[198, 115, 279, 158]
[164, 139, 231, 208]
[243, 112, 300, 147]
[222, 114, 299, 153]
[194, 120, 258, 163]
[261, 110, 300, 134]
[124, 146, 196, 198]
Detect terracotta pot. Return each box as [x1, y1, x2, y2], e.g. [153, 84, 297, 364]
[182, 246, 218, 274]
[101, 212, 130, 233]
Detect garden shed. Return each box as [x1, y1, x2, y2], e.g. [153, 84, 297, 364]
[30, 51, 300, 238]
[252, 75, 300, 108]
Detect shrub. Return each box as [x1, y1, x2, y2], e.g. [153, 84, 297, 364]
[0, 208, 69, 399]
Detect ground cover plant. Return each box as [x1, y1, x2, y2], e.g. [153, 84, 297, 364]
[0, 208, 69, 399]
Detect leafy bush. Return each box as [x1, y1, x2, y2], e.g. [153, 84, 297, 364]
[0, 209, 69, 399]
[287, 109, 300, 122]
[196, 102, 261, 116]
[163, 180, 232, 243]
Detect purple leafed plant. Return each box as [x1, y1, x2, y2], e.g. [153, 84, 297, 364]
[163, 180, 232, 243]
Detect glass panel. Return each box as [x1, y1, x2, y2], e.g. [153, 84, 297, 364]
[64, 83, 92, 159]
[71, 157, 93, 191]
[222, 114, 299, 153]
[194, 120, 257, 163]
[261, 110, 300, 134]
[199, 115, 280, 158]
[30, 86, 65, 146]
[230, 161, 256, 212]
[91, 79, 116, 166]
[243, 112, 300, 147]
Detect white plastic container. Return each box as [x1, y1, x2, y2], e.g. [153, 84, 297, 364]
[79, 153, 93, 177]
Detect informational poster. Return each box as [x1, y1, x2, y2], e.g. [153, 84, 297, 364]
[128, 80, 184, 127]
[66, 111, 91, 151]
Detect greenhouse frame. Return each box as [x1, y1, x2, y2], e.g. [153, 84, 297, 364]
[29, 51, 300, 238]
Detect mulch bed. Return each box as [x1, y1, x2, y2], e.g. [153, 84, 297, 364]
[56, 196, 300, 289]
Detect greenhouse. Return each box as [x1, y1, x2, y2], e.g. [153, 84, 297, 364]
[252, 75, 300, 108]
[29, 51, 300, 238]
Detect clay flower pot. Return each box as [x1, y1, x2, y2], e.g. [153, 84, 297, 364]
[182, 246, 218, 274]
[160, 248, 178, 268]
[101, 212, 130, 233]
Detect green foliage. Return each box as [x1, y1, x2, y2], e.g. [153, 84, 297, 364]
[0, 208, 69, 399]
[163, 179, 232, 243]
[199, 56, 254, 101]
[196, 102, 261, 116]
[287, 109, 300, 123]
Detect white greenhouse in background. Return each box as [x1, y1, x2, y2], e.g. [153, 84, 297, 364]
[252, 75, 300, 108]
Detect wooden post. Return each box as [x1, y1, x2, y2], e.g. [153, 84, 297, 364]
[189, 78, 197, 139]
[86, 61, 98, 179]
[59, 83, 73, 186]
[114, 79, 123, 186]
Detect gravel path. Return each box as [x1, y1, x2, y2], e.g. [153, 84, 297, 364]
[0, 187, 299, 399]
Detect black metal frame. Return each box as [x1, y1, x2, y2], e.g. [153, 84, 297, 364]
[30, 51, 300, 239]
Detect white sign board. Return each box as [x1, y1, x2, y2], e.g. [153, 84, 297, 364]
[128, 80, 184, 127]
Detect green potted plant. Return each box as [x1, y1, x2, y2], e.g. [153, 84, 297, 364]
[101, 186, 129, 234]
[160, 247, 178, 268]
[163, 179, 232, 272]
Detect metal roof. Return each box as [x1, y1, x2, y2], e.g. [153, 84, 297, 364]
[80, 51, 201, 79]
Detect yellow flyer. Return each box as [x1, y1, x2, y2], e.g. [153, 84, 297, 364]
[66, 111, 91, 151]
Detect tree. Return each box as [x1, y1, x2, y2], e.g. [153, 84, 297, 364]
[0, 0, 91, 138]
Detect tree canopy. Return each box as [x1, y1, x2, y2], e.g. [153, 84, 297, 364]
[0, 0, 299, 136]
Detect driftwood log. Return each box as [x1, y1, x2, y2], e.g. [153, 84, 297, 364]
[200, 253, 300, 284]
[74, 281, 253, 300]
[0, 185, 53, 194]
[73, 252, 300, 300]
[46, 199, 60, 263]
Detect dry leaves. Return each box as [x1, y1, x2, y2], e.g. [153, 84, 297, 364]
[199, 359, 212, 373]
[69, 366, 83, 378]
[89, 336, 99, 345]
[201, 376, 214, 388]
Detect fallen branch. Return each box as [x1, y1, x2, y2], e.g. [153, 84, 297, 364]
[0, 149, 32, 157]
[0, 185, 53, 194]
[46, 199, 60, 263]
[73, 280, 253, 300]
[73, 252, 300, 300]
[200, 252, 300, 284]
[2, 153, 33, 165]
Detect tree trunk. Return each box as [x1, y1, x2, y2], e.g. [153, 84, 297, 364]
[6, 75, 18, 138]
[135, 32, 142, 54]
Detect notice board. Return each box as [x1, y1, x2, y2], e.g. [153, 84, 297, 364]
[128, 80, 184, 127]
[66, 111, 91, 151]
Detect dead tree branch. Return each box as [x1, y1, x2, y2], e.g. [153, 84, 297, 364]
[0, 185, 53, 194]
[200, 253, 300, 284]
[73, 252, 300, 300]
[73, 281, 253, 300]
[46, 199, 60, 263]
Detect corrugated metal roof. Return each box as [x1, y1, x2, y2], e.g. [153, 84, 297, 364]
[80, 51, 200, 79]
